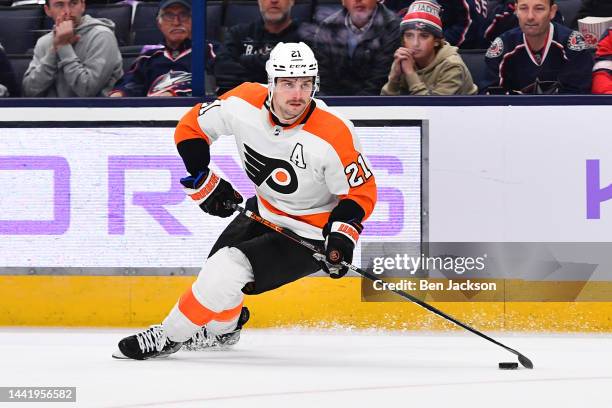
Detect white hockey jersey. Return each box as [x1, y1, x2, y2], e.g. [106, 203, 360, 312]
[174, 82, 377, 239]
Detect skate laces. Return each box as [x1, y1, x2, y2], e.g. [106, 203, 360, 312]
[136, 325, 167, 353]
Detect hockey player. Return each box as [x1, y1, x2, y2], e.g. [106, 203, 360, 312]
[113, 42, 377, 360]
[482, 0, 594, 94]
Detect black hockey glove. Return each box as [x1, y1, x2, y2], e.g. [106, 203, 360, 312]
[321, 220, 363, 279]
[180, 170, 243, 218]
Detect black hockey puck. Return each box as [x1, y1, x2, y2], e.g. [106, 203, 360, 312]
[498, 362, 519, 369]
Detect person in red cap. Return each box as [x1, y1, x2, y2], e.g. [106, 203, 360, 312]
[592, 28, 612, 94]
[381, 0, 477, 95]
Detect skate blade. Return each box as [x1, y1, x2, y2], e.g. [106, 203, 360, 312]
[111, 348, 129, 359]
[111, 348, 176, 360]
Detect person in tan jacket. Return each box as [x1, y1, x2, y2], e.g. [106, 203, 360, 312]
[381, 0, 477, 96]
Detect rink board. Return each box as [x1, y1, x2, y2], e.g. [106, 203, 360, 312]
[2, 275, 612, 331]
[2, 101, 612, 331]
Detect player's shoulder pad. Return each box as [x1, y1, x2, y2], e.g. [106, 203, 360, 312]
[218, 82, 268, 108]
[303, 102, 356, 151]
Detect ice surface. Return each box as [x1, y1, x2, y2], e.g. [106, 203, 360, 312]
[0, 328, 610, 408]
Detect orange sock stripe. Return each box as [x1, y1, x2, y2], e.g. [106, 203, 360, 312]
[178, 287, 244, 326]
[178, 288, 217, 326]
[214, 301, 244, 322]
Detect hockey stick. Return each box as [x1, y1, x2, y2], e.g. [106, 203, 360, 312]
[227, 202, 534, 369]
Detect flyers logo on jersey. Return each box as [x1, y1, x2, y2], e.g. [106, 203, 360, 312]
[243, 144, 298, 194]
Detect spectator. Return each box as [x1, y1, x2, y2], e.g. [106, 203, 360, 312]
[0, 43, 20, 97]
[485, 0, 564, 43]
[22, 0, 122, 97]
[214, 0, 308, 95]
[592, 28, 612, 94]
[482, 0, 594, 94]
[573, 0, 612, 28]
[110, 0, 195, 97]
[381, 1, 477, 95]
[314, 0, 400, 95]
[437, 0, 490, 48]
[388, 0, 491, 49]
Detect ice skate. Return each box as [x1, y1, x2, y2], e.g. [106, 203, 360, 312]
[112, 324, 182, 360]
[183, 307, 250, 351]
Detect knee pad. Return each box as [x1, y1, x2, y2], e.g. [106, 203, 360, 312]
[191, 246, 253, 313]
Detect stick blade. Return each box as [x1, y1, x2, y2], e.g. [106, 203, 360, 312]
[518, 354, 534, 369]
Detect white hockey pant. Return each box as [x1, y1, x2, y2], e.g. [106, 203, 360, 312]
[162, 246, 254, 342]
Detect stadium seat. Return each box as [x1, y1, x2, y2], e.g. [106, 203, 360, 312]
[556, 0, 582, 28]
[458, 49, 488, 92]
[206, 1, 223, 42]
[0, 6, 43, 54]
[119, 44, 146, 54]
[8, 54, 33, 86]
[486, 0, 502, 19]
[292, 0, 313, 23]
[88, 3, 132, 47]
[132, 2, 164, 45]
[223, 0, 312, 27]
[121, 52, 141, 74]
[222, 1, 259, 28]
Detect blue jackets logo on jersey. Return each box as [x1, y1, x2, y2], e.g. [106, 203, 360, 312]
[243, 144, 298, 194]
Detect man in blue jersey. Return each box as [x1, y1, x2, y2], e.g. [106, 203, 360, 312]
[109, 0, 195, 97]
[482, 0, 594, 94]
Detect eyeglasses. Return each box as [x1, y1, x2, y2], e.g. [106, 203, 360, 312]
[159, 11, 191, 22]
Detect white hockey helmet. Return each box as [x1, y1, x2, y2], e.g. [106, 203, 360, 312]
[265, 42, 319, 100]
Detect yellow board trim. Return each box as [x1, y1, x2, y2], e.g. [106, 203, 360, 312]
[1, 276, 612, 331]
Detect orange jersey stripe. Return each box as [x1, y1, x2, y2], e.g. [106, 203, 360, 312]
[303, 108, 377, 220]
[259, 195, 329, 230]
[219, 82, 268, 108]
[174, 103, 212, 145]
